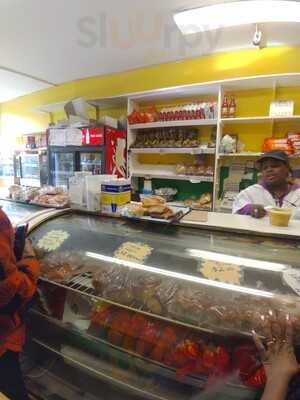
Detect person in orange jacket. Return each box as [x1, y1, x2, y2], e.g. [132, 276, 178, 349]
[0, 209, 39, 400]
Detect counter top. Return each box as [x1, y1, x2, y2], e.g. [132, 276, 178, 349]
[181, 211, 300, 239]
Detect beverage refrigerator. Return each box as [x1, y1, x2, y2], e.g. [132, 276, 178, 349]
[14, 149, 49, 187]
[48, 126, 127, 187]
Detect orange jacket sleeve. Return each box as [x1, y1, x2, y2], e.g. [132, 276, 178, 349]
[0, 257, 40, 308]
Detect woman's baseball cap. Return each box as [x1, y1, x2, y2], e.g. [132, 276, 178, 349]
[257, 150, 290, 166]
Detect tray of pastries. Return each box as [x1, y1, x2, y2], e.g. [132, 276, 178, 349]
[122, 195, 190, 224]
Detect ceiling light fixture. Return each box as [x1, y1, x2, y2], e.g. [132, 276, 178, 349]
[174, 1, 300, 35]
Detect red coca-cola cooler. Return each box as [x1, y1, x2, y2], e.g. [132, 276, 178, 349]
[83, 126, 127, 178]
[104, 127, 127, 178]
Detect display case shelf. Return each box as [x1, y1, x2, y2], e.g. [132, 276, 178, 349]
[129, 120, 218, 130]
[31, 310, 206, 389]
[130, 148, 215, 155]
[38, 276, 253, 340]
[30, 309, 256, 400]
[32, 339, 170, 400]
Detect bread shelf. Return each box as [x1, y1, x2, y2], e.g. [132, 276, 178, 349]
[132, 172, 214, 182]
[219, 152, 300, 159]
[129, 119, 217, 130]
[219, 152, 263, 157]
[130, 147, 215, 155]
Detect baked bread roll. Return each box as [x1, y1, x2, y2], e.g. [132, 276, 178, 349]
[147, 205, 167, 215]
[142, 195, 166, 208]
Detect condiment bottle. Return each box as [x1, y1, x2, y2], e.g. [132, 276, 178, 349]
[229, 96, 236, 118]
[222, 96, 229, 118]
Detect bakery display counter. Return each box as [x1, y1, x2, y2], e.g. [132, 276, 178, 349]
[26, 211, 300, 399]
[0, 198, 48, 225]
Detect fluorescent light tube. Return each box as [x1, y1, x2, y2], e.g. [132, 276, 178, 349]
[186, 248, 287, 272]
[174, 1, 300, 34]
[85, 251, 274, 298]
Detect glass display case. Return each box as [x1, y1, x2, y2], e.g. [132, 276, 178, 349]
[0, 199, 45, 224]
[26, 211, 300, 400]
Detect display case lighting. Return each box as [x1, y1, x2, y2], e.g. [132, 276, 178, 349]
[187, 249, 287, 272]
[174, 1, 300, 35]
[85, 251, 274, 298]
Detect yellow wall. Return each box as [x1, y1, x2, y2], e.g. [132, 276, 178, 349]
[1, 45, 300, 141]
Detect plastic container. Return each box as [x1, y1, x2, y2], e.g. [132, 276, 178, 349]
[269, 208, 292, 227]
[101, 178, 131, 216]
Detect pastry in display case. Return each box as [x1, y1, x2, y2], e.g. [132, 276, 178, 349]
[24, 210, 300, 399]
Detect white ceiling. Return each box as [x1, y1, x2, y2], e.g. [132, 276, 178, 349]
[0, 0, 300, 102]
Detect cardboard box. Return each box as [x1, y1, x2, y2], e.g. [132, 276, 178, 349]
[99, 116, 118, 129]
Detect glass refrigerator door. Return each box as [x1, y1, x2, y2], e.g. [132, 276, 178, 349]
[51, 152, 75, 187]
[80, 152, 102, 175]
[21, 154, 40, 179]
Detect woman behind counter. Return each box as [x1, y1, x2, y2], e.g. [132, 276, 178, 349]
[233, 150, 300, 218]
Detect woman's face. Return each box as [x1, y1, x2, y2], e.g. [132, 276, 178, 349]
[261, 159, 289, 187]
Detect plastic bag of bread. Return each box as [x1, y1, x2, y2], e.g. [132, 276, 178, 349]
[93, 265, 134, 306]
[122, 312, 149, 351]
[195, 165, 206, 176]
[88, 304, 118, 339]
[40, 251, 91, 283]
[199, 193, 212, 206]
[151, 279, 180, 316]
[205, 166, 214, 176]
[186, 165, 197, 175]
[132, 272, 162, 308]
[122, 203, 146, 218]
[168, 284, 213, 326]
[108, 309, 133, 346]
[135, 319, 163, 357]
[176, 164, 186, 175]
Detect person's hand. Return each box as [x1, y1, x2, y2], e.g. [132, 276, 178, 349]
[251, 204, 267, 219]
[23, 239, 36, 258]
[253, 316, 300, 383]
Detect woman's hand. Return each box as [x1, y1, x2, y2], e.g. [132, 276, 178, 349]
[253, 316, 300, 400]
[250, 204, 267, 219]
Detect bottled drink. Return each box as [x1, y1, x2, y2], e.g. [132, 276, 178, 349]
[229, 96, 236, 118]
[222, 96, 229, 118]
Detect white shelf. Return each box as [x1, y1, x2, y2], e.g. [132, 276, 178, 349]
[130, 147, 215, 155]
[129, 119, 217, 130]
[221, 116, 300, 124]
[132, 172, 214, 182]
[219, 152, 262, 157]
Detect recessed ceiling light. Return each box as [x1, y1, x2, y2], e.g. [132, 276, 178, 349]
[174, 1, 300, 35]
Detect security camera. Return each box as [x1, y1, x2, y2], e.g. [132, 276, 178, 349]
[253, 24, 263, 47]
